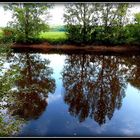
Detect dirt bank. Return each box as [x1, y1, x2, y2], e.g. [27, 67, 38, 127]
[12, 42, 140, 55]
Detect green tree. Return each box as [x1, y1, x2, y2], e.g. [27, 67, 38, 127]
[63, 3, 100, 44]
[131, 12, 140, 44]
[96, 3, 130, 45]
[64, 3, 130, 45]
[4, 3, 52, 43]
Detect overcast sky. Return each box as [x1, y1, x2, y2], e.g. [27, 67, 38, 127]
[0, 3, 140, 27]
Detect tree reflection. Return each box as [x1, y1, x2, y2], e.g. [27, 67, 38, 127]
[0, 52, 24, 136]
[0, 52, 56, 135]
[62, 54, 129, 125]
[6, 53, 56, 120]
[124, 56, 140, 90]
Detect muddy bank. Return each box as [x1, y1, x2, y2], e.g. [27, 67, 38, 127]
[11, 42, 140, 55]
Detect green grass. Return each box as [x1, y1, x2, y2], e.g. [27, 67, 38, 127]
[0, 30, 69, 44]
[0, 29, 3, 40]
[39, 31, 68, 44]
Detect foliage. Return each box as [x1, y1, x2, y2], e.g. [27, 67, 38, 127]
[0, 27, 17, 43]
[1, 3, 140, 45]
[130, 12, 140, 45]
[92, 26, 129, 45]
[64, 3, 101, 44]
[63, 3, 132, 45]
[4, 3, 52, 43]
[64, 24, 85, 44]
[95, 3, 130, 45]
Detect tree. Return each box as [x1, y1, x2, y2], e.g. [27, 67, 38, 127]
[63, 3, 101, 44]
[131, 12, 140, 44]
[63, 3, 130, 45]
[4, 3, 52, 43]
[96, 3, 130, 45]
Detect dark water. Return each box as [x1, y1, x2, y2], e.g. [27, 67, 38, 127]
[0, 53, 140, 137]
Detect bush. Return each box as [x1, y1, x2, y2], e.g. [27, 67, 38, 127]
[65, 25, 84, 44]
[1, 27, 17, 43]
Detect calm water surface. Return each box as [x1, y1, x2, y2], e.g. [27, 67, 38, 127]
[0, 53, 140, 137]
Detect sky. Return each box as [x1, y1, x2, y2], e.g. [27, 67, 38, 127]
[0, 3, 65, 27]
[0, 3, 140, 27]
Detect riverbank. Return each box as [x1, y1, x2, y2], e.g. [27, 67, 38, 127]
[11, 42, 140, 55]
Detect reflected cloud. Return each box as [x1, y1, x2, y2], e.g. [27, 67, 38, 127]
[121, 128, 134, 136]
[48, 94, 62, 104]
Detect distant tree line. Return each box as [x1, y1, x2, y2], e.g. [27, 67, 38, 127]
[49, 25, 66, 32]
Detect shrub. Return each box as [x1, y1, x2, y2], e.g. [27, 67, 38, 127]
[1, 27, 17, 43]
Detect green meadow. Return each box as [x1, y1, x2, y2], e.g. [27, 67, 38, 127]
[39, 31, 68, 44]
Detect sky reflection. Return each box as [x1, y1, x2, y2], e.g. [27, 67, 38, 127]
[0, 53, 140, 137]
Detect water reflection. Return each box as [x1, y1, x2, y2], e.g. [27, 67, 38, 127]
[125, 56, 140, 90]
[0, 52, 140, 136]
[62, 54, 140, 126]
[6, 53, 56, 120]
[0, 53, 24, 136]
[0, 53, 56, 135]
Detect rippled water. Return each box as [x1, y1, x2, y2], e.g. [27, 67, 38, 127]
[0, 53, 140, 137]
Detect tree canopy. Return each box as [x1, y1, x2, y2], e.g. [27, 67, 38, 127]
[4, 3, 52, 43]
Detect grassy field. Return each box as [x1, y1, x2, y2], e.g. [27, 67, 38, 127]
[0, 29, 68, 44]
[39, 31, 68, 44]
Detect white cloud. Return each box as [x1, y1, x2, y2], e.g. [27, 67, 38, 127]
[121, 128, 134, 136]
[48, 4, 65, 26]
[47, 94, 62, 104]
